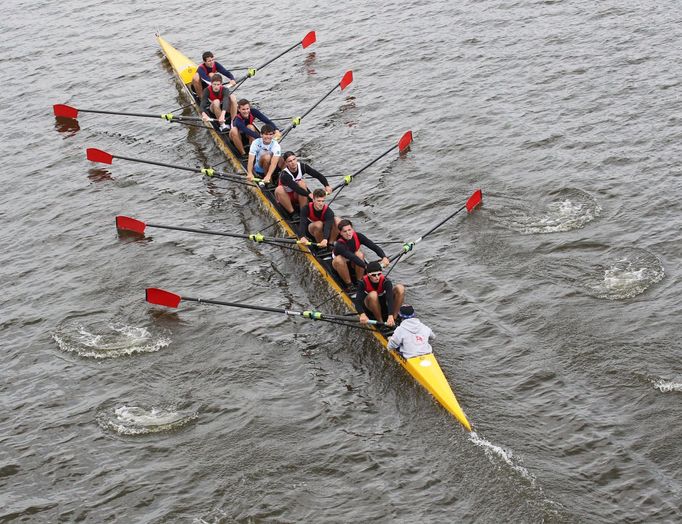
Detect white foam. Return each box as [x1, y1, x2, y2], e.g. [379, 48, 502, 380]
[653, 380, 682, 393]
[589, 257, 664, 300]
[97, 405, 198, 435]
[469, 431, 536, 486]
[53, 321, 171, 359]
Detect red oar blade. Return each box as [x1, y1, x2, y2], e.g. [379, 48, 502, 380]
[398, 130, 413, 152]
[466, 189, 483, 213]
[86, 148, 114, 164]
[339, 70, 353, 91]
[54, 104, 78, 119]
[115, 215, 146, 234]
[146, 288, 182, 308]
[302, 31, 316, 49]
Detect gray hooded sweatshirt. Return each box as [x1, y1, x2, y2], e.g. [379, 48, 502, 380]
[387, 318, 434, 358]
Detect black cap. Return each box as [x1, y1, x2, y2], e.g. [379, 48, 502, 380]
[399, 304, 415, 318]
[365, 261, 382, 274]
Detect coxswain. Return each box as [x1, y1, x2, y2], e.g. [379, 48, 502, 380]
[387, 305, 434, 358]
[192, 51, 236, 99]
[332, 219, 389, 291]
[199, 75, 232, 131]
[247, 124, 281, 184]
[229, 99, 280, 157]
[298, 188, 340, 249]
[275, 151, 332, 215]
[353, 261, 405, 327]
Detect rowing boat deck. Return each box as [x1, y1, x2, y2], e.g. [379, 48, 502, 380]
[156, 35, 472, 432]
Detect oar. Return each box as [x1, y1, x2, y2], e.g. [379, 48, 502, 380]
[327, 130, 413, 205]
[116, 216, 323, 247]
[279, 71, 353, 141]
[53, 104, 202, 123]
[86, 148, 257, 187]
[145, 287, 387, 326]
[387, 189, 483, 264]
[230, 30, 316, 94]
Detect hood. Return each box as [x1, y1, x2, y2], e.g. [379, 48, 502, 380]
[399, 317, 421, 333]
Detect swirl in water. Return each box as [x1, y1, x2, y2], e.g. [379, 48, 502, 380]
[96, 405, 198, 436]
[653, 379, 682, 393]
[53, 319, 171, 359]
[490, 188, 601, 234]
[584, 249, 664, 300]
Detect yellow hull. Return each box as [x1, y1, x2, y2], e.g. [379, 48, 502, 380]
[156, 34, 472, 431]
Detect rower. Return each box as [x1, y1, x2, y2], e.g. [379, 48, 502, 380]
[332, 219, 389, 291]
[275, 151, 332, 216]
[387, 305, 434, 358]
[354, 261, 405, 327]
[229, 99, 280, 157]
[192, 51, 237, 100]
[246, 124, 281, 184]
[199, 75, 233, 132]
[298, 188, 340, 249]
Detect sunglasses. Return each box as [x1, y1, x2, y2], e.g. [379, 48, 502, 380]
[367, 272, 382, 277]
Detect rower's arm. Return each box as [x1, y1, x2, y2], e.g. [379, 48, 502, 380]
[251, 107, 280, 132]
[199, 89, 211, 115]
[383, 279, 395, 316]
[301, 163, 330, 187]
[233, 117, 260, 140]
[352, 282, 367, 312]
[298, 210, 309, 238]
[264, 154, 280, 181]
[357, 232, 386, 259]
[216, 62, 235, 81]
[246, 153, 256, 178]
[322, 208, 335, 240]
[333, 242, 366, 268]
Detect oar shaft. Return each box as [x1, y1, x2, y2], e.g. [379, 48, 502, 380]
[109, 154, 242, 182]
[301, 82, 339, 120]
[256, 39, 300, 71]
[280, 83, 339, 141]
[113, 154, 197, 173]
[78, 108, 161, 119]
[145, 223, 301, 245]
[147, 223, 249, 239]
[182, 296, 297, 315]
[332, 143, 397, 190]
[75, 108, 200, 120]
[387, 205, 467, 263]
[420, 204, 466, 240]
[179, 296, 380, 324]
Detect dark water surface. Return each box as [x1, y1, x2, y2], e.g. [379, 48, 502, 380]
[2, 0, 681, 522]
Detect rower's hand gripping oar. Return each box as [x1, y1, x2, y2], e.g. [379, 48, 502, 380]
[279, 71, 353, 141]
[116, 216, 324, 248]
[327, 130, 413, 205]
[86, 148, 257, 187]
[53, 104, 203, 123]
[386, 189, 483, 269]
[145, 288, 388, 326]
[229, 31, 316, 94]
